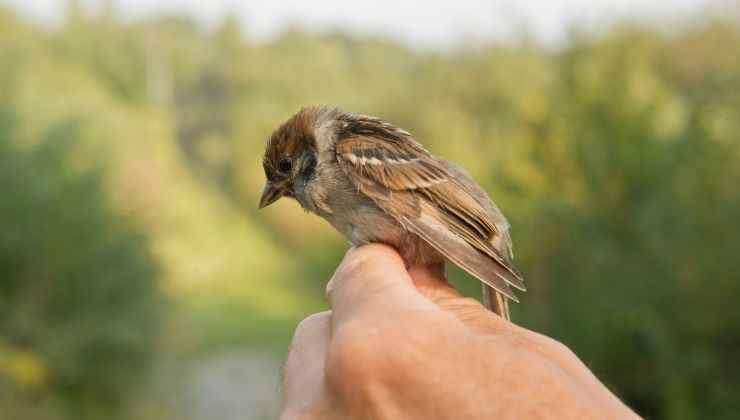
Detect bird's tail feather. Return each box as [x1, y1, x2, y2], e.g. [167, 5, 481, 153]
[483, 284, 510, 321]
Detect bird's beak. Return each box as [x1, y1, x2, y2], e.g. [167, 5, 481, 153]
[259, 180, 287, 209]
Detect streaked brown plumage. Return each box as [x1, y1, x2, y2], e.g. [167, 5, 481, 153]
[260, 106, 524, 319]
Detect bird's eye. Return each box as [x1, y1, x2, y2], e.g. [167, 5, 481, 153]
[278, 157, 293, 173]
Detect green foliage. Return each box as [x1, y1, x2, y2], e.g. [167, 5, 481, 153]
[0, 4, 738, 419]
[517, 29, 740, 417]
[0, 101, 162, 417]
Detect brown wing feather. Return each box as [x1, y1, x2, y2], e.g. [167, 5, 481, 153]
[417, 181, 523, 283]
[404, 199, 519, 301]
[335, 135, 525, 296]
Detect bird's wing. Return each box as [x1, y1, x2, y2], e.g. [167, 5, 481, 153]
[335, 135, 525, 299]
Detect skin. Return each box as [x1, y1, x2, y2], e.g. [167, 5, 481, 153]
[281, 244, 640, 420]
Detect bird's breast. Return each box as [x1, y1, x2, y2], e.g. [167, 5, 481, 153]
[320, 197, 444, 266]
[305, 160, 444, 265]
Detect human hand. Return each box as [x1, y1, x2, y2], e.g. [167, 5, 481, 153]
[281, 244, 639, 419]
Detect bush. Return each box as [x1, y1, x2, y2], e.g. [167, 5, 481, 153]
[0, 113, 163, 418]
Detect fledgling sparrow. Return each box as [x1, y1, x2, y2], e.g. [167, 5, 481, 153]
[260, 106, 524, 319]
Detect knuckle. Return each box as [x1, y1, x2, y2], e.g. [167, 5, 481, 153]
[327, 244, 405, 302]
[325, 312, 458, 386]
[520, 329, 580, 362]
[327, 253, 370, 300]
[543, 336, 578, 359]
[344, 244, 398, 274]
[326, 322, 385, 382]
[293, 311, 331, 341]
[298, 311, 331, 331]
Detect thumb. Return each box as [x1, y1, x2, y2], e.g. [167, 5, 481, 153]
[327, 244, 438, 327]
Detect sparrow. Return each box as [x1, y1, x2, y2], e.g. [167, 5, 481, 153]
[260, 106, 525, 319]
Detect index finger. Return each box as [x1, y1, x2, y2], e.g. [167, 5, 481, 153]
[326, 244, 439, 325]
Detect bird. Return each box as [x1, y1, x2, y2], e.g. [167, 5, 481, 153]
[259, 106, 524, 320]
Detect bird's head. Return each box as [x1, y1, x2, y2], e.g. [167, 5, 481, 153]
[260, 106, 338, 209]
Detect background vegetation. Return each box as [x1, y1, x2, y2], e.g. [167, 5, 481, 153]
[0, 3, 738, 419]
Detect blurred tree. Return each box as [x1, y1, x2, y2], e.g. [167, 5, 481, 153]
[0, 103, 163, 418]
[507, 26, 740, 418]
